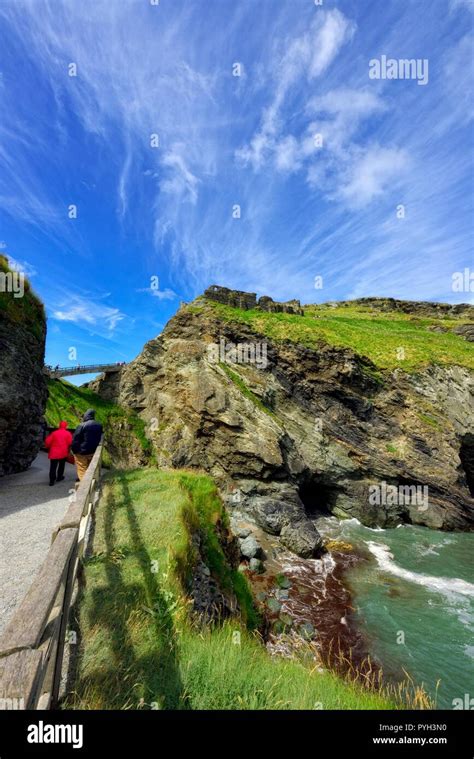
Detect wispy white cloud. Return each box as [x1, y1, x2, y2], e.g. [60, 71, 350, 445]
[274, 135, 302, 173]
[160, 143, 201, 204]
[236, 9, 356, 170]
[136, 286, 178, 301]
[306, 88, 387, 152]
[235, 12, 411, 213]
[450, 0, 474, 11]
[151, 287, 178, 301]
[337, 145, 410, 208]
[52, 294, 125, 333]
[436, 34, 474, 134]
[267, 85, 408, 209]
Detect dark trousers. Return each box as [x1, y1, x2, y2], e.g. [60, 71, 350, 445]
[49, 458, 66, 485]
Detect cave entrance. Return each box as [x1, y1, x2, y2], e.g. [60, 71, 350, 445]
[459, 434, 474, 497]
[298, 478, 336, 517]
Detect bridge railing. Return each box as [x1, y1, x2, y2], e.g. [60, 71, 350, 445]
[45, 363, 124, 378]
[0, 443, 103, 710]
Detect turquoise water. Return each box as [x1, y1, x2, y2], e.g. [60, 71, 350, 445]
[317, 517, 474, 709]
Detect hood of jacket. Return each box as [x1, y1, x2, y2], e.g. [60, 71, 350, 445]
[59, 420, 68, 429]
[83, 409, 96, 422]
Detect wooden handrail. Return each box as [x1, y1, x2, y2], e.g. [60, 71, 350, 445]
[0, 443, 103, 710]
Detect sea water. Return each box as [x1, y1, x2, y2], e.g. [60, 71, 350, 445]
[316, 516, 474, 709]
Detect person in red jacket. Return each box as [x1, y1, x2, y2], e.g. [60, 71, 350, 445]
[45, 421, 73, 486]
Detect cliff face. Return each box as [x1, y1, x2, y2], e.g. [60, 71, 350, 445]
[0, 256, 48, 476]
[90, 294, 474, 555]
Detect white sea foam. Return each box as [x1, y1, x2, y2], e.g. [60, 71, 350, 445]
[367, 542, 474, 599]
[417, 544, 440, 557]
[341, 517, 386, 533]
[283, 553, 336, 578]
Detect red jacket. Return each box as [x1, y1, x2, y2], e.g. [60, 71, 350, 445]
[45, 422, 73, 460]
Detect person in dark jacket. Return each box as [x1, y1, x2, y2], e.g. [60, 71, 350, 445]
[45, 421, 73, 486]
[71, 409, 103, 480]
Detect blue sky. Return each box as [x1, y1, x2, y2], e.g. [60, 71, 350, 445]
[0, 0, 473, 384]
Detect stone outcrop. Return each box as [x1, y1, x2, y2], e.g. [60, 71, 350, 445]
[258, 295, 304, 316]
[89, 293, 474, 555]
[454, 323, 474, 342]
[337, 297, 474, 319]
[0, 256, 48, 476]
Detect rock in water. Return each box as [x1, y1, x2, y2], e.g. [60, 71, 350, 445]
[280, 519, 323, 559]
[0, 256, 47, 476]
[239, 535, 262, 559]
[249, 557, 264, 573]
[252, 496, 304, 535]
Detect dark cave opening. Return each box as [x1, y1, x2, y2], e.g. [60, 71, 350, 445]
[459, 434, 474, 497]
[298, 478, 337, 517]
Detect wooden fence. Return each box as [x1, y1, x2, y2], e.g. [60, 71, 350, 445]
[0, 444, 103, 709]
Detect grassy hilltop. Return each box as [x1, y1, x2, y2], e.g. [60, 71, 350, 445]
[194, 299, 474, 372]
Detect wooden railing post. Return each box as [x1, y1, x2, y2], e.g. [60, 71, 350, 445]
[50, 539, 79, 709]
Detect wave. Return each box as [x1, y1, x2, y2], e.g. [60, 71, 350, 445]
[367, 542, 474, 599]
[340, 517, 387, 534]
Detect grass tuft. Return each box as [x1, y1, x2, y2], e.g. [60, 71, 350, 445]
[219, 362, 277, 418]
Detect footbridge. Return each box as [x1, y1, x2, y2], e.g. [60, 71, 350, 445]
[45, 363, 126, 379]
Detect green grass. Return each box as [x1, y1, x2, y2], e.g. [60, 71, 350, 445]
[125, 414, 153, 455]
[416, 412, 442, 430]
[199, 300, 474, 373]
[46, 378, 152, 457]
[46, 378, 121, 428]
[178, 471, 260, 629]
[0, 255, 45, 340]
[219, 362, 276, 418]
[66, 468, 394, 710]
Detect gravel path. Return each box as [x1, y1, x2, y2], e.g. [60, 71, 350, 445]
[0, 451, 77, 636]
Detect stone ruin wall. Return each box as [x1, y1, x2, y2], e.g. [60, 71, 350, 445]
[204, 285, 304, 316]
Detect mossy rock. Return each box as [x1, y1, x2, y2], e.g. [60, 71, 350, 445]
[324, 539, 353, 553]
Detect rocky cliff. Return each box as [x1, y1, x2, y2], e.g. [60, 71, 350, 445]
[89, 291, 474, 556]
[0, 256, 48, 476]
